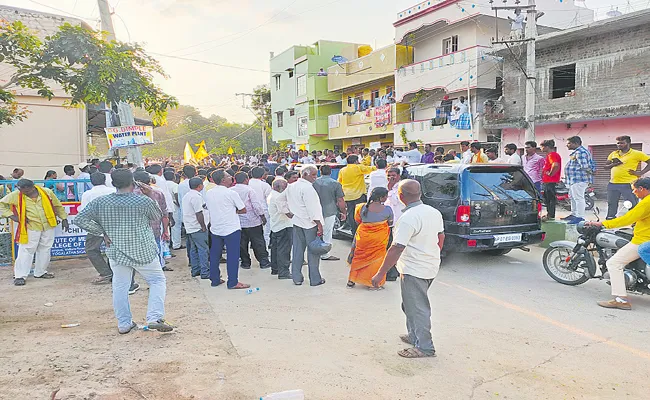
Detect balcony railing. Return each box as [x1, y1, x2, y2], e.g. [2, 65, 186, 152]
[328, 104, 398, 140]
[394, 46, 497, 102]
[393, 116, 475, 146]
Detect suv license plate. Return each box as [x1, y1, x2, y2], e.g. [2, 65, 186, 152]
[493, 233, 522, 244]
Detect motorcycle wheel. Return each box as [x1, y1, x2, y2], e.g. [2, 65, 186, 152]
[585, 195, 595, 211]
[542, 246, 590, 286]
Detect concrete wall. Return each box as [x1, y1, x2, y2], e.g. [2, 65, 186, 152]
[498, 24, 650, 124]
[0, 96, 87, 180]
[270, 47, 302, 142]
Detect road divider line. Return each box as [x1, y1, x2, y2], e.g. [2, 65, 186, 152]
[441, 281, 650, 361]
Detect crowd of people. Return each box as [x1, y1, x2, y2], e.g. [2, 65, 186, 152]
[1, 135, 649, 353]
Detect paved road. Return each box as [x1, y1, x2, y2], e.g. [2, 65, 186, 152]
[200, 240, 650, 400]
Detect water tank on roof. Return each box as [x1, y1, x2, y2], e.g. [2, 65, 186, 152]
[358, 45, 373, 58]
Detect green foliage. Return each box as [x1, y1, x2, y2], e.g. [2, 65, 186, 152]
[250, 84, 277, 151]
[0, 20, 178, 126]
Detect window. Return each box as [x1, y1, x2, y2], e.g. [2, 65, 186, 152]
[421, 172, 459, 200]
[550, 64, 576, 99]
[276, 111, 283, 128]
[296, 74, 307, 96]
[371, 89, 380, 105]
[297, 116, 308, 137]
[274, 75, 281, 91]
[468, 169, 537, 201]
[289, 108, 295, 116]
[442, 35, 459, 55]
[347, 96, 352, 107]
[289, 70, 294, 78]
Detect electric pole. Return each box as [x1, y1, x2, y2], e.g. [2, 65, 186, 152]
[491, 0, 538, 142]
[236, 93, 268, 154]
[524, 0, 537, 142]
[97, 0, 144, 166]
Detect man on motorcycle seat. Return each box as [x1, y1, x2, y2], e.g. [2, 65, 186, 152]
[586, 177, 650, 310]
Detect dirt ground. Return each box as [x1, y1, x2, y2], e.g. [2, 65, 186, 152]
[0, 255, 254, 400]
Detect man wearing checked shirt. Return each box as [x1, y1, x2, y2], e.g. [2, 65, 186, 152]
[74, 169, 173, 334]
[564, 136, 595, 224]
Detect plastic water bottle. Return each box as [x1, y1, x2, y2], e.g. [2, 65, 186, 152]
[162, 241, 172, 259]
[261, 389, 304, 400]
[246, 287, 261, 294]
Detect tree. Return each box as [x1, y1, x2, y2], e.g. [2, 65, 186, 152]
[250, 84, 277, 151]
[0, 20, 178, 126]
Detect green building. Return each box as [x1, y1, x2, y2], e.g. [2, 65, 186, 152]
[270, 40, 366, 151]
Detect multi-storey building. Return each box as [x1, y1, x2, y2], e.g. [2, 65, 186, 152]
[270, 40, 366, 151]
[392, 0, 593, 149]
[484, 10, 650, 195]
[326, 44, 412, 152]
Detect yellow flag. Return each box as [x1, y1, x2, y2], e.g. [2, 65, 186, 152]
[194, 140, 209, 161]
[227, 146, 234, 155]
[183, 142, 196, 164]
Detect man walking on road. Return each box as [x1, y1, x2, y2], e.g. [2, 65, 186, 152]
[268, 178, 293, 279]
[79, 172, 115, 285]
[564, 136, 595, 224]
[338, 154, 375, 236]
[205, 170, 250, 289]
[604, 136, 650, 220]
[285, 166, 326, 287]
[522, 141, 545, 192]
[1, 179, 69, 286]
[183, 178, 210, 279]
[372, 179, 445, 358]
[231, 172, 270, 270]
[73, 169, 173, 334]
[313, 165, 346, 262]
[541, 140, 562, 221]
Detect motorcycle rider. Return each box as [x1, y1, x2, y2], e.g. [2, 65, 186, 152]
[586, 177, 650, 310]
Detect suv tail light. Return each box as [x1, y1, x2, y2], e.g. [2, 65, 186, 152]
[537, 202, 542, 219]
[456, 205, 471, 223]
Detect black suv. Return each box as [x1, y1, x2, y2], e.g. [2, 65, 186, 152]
[407, 163, 545, 255]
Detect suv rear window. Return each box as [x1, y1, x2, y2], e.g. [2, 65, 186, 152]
[421, 172, 459, 200]
[468, 169, 536, 201]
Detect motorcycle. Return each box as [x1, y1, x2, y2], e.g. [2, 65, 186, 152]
[540, 181, 596, 212]
[542, 209, 650, 294]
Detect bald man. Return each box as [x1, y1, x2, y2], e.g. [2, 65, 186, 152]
[372, 179, 445, 358]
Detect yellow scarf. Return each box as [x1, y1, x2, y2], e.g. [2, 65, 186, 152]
[14, 186, 57, 244]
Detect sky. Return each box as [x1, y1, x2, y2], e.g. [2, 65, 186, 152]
[2, 0, 646, 123]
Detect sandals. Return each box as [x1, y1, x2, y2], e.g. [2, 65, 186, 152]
[34, 273, 54, 279]
[310, 279, 326, 287]
[368, 286, 385, 291]
[229, 282, 251, 290]
[398, 347, 436, 358]
[346, 281, 356, 289]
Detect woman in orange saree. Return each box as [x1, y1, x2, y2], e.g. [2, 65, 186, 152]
[347, 187, 393, 290]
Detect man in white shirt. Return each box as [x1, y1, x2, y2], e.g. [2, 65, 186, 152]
[98, 161, 114, 188]
[394, 142, 422, 164]
[147, 164, 175, 217]
[249, 167, 272, 247]
[372, 179, 445, 358]
[183, 178, 210, 279]
[486, 148, 507, 163]
[504, 143, 523, 165]
[268, 178, 293, 279]
[509, 8, 525, 39]
[79, 172, 116, 285]
[77, 162, 92, 197]
[460, 141, 473, 164]
[368, 158, 389, 195]
[285, 165, 326, 286]
[164, 170, 183, 250]
[230, 172, 270, 270]
[205, 170, 250, 290]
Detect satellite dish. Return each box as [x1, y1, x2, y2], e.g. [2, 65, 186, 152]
[606, 7, 623, 17]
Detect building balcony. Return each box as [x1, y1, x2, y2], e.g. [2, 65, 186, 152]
[395, 45, 497, 102]
[329, 104, 405, 140]
[327, 45, 412, 92]
[393, 116, 475, 146]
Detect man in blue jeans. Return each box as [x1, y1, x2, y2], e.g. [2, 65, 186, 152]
[74, 169, 173, 334]
[183, 178, 210, 279]
[205, 170, 251, 290]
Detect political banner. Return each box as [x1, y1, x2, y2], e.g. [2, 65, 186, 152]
[105, 125, 154, 149]
[374, 104, 392, 128]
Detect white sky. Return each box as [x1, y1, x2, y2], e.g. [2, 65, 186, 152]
[3, 0, 645, 123]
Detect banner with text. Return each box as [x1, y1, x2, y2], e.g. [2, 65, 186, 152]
[105, 125, 154, 149]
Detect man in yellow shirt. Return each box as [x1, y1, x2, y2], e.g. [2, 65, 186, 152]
[0, 179, 69, 286]
[604, 135, 650, 220]
[469, 142, 489, 164]
[337, 154, 376, 235]
[587, 177, 650, 310]
[361, 148, 372, 166]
